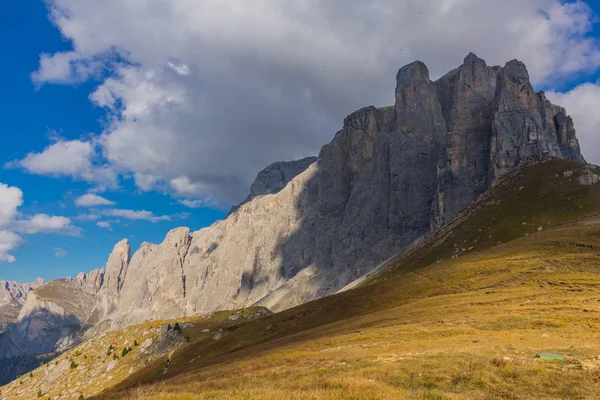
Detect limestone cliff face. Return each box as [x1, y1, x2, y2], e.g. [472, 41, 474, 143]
[0, 278, 45, 308]
[2, 54, 585, 344]
[229, 156, 318, 213]
[432, 55, 584, 229]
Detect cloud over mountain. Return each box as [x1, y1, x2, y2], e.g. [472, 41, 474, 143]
[24, 0, 600, 206]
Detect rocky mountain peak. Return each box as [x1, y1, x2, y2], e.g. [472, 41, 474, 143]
[230, 156, 318, 213]
[100, 239, 131, 295]
[395, 60, 430, 87]
[503, 59, 530, 83]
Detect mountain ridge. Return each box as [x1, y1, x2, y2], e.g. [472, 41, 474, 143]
[0, 52, 587, 385]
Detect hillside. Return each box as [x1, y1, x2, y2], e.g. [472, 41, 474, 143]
[3, 159, 599, 399]
[0, 308, 270, 399]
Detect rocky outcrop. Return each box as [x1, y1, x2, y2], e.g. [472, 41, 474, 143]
[1, 54, 586, 363]
[431, 54, 584, 228]
[0, 280, 96, 359]
[0, 278, 45, 333]
[99, 239, 130, 296]
[113, 228, 191, 327]
[230, 156, 317, 213]
[0, 278, 44, 307]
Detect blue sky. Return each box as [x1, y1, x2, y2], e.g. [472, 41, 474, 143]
[0, 1, 226, 282]
[1, 0, 600, 283]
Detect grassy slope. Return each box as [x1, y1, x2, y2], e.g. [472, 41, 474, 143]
[6, 159, 600, 400]
[0, 308, 269, 400]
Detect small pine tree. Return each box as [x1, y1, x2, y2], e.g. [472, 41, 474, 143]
[113, 353, 119, 360]
[70, 361, 78, 369]
[121, 347, 129, 357]
[167, 324, 172, 331]
[173, 322, 181, 332]
[78, 395, 85, 400]
[133, 340, 139, 346]
[30, 372, 34, 378]
[37, 388, 43, 398]
[185, 335, 191, 342]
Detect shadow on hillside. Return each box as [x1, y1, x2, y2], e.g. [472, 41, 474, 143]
[0, 309, 84, 384]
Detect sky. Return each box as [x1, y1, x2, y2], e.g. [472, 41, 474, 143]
[1, 0, 600, 283]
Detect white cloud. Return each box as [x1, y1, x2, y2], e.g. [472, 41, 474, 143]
[32, 0, 600, 205]
[75, 193, 115, 207]
[74, 213, 101, 221]
[15, 214, 81, 236]
[102, 209, 171, 222]
[9, 139, 117, 188]
[0, 183, 23, 227]
[0, 182, 81, 262]
[546, 83, 600, 165]
[54, 247, 67, 257]
[96, 221, 112, 230]
[30, 51, 103, 85]
[179, 199, 207, 208]
[169, 177, 210, 198]
[0, 231, 23, 263]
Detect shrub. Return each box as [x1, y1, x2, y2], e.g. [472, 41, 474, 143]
[37, 388, 43, 398]
[113, 353, 119, 360]
[30, 372, 33, 378]
[134, 340, 139, 346]
[70, 361, 78, 369]
[121, 347, 129, 357]
[173, 322, 182, 332]
[185, 335, 191, 342]
[167, 324, 172, 331]
[78, 395, 85, 400]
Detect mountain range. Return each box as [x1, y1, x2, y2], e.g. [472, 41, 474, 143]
[0, 53, 589, 386]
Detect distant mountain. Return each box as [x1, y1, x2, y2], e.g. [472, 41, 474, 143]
[0, 53, 587, 385]
[0, 278, 44, 332]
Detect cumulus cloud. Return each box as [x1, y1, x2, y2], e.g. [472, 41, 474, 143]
[74, 213, 101, 221]
[54, 247, 67, 257]
[14, 214, 81, 236]
[546, 83, 600, 165]
[30, 51, 103, 85]
[96, 221, 112, 230]
[75, 193, 116, 207]
[0, 231, 23, 263]
[0, 182, 81, 262]
[8, 139, 117, 189]
[0, 183, 24, 226]
[101, 209, 171, 222]
[32, 0, 600, 204]
[179, 199, 208, 209]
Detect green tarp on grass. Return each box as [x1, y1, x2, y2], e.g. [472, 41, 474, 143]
[537, 354, 565, 360]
